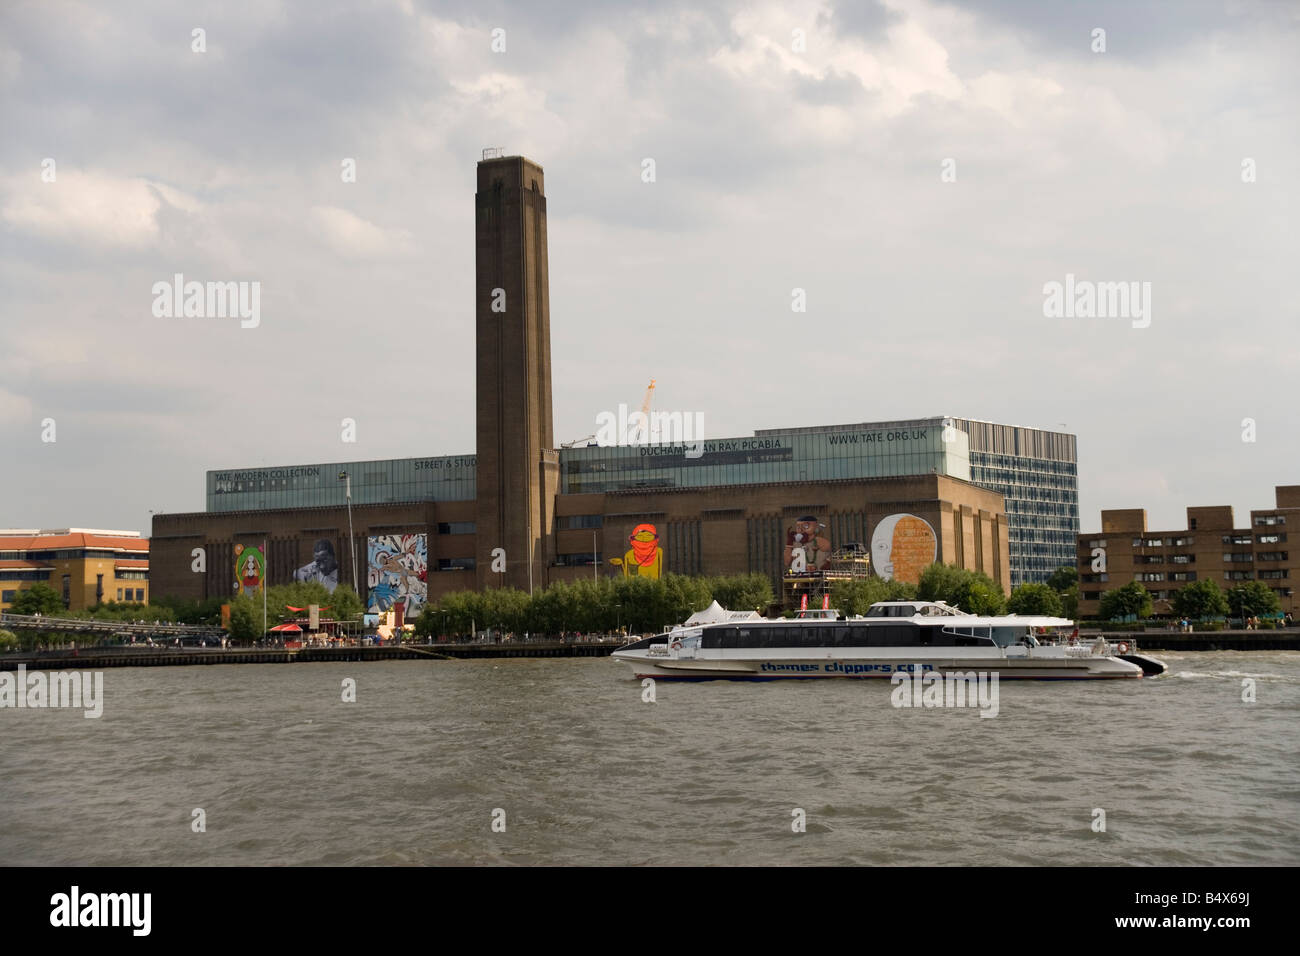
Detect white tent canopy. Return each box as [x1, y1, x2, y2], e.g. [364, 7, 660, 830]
[684, 600, 763, 626]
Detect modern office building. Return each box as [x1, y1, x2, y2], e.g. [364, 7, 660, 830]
[151, 153, 1078, 615]
[757, 418, 1078, 586]
[1077, 485, 1298, 617]
[0, 529, 150, 611]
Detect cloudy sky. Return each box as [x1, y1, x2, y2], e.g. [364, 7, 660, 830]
[1, 0, 1296, 536]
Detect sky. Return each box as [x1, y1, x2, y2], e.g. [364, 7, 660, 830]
[1, 0, 1296, 536]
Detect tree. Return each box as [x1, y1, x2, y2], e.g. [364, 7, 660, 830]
[227, 595, 262, 643]
[709, 574, 775, 614]
[916, 563, 1006, 615]
[1007, 583, 1063, 617]
[1098, 581, 1153, 621]
[830, 577, 917, 616]
[1046, 566, 1078, 593]
[1171, 579, 1229, 620]
[1058, 584, 1079, 620]
[1226, 581, 1282, 620]
[0, 629, 17, 651]
[10, 584, 64, 616]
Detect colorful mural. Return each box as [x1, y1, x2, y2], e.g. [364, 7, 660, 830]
[871, 514, 937, 584]
[233, 544, 265, 597]
[366, 534, 428, 616]
[785, 515, 831, 572]
[613, 523, 663, 578]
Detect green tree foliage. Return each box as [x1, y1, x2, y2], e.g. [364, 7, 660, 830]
[149, 595, 226, 626]
[9, 584, 65, 615]
[1098, 581, 1153, 621]
[915, 563, 1007, 615]
[708, 573, 776, 614]
[0, 629, 18, 651]
[415, 573, 770, 639]
[1046, 566, 1079, 592]
[1007, 582, 1064, 617]
[1226, 581, 1282, 619]
[829, 577, 917, 616]
[1058, 584, 1079, 620]
[227, 595, 262, 643]
[1171, 579, 1229, 620]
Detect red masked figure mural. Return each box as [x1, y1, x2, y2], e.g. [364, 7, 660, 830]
[614, 523, 664, 579]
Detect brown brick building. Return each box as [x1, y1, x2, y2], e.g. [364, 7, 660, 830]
[1077, 485, 1298, 617]
[151, 153, 1016, 615]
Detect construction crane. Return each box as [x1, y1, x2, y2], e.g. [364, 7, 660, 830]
[630, 378, 656, 443]
[561, 434, 596, 448]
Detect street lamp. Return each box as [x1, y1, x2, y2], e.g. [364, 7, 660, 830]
[338, 471, 359, 602]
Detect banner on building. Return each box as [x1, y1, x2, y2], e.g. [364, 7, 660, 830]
[366, 534, 428, 616]
[293, 538, 342, 593]
[233, 544, 265, 597]
[785, 515, 831, 572]
[871, 514, 937, 584]
[612, 523, 663, 579]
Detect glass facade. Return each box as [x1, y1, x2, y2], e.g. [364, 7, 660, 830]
[206, 455, 477, 512]
[760, 417, 1079, 586]
[560, 426, 970, 495]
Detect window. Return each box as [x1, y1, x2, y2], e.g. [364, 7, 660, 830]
[1135, 555, 1164, 564]
[1082, 591, 1100, 600]
[1171, 537, 1194, 546]
[1171, 554, 1194, 564]
[1259, 570, 1289, 580]
[1224, 571, 1253, 581]
[557, 515, 603, 530]
[117, 588, 123, 600]
[436, 522, 476, 535]
[1, 590, 14, 603]
[1254, 515, 1285, 526]
[1223, 535, 1252, 545]
[1170, 572, 1196, 581]
[436, 557, 476, 571]
[1257, 552, 1288, 561]
[1223, 553, 1254, 562]
[1139, 572, 1164, 582]
[0, 570, 53, 582]
[1257, 533, 1286, 544]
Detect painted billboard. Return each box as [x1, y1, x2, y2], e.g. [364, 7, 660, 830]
[293, 538, 341, 593]
[367, 533, 427, 616]
[785, 515, 831, 572]
[612, 523, 663, 578]
[233, 544, 265, 597]
[871, 514, 937, 584]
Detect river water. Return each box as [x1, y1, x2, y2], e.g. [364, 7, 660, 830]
[2, 652, 1297, 866]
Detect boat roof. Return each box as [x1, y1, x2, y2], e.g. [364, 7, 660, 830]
[676, 599, 1075, 630]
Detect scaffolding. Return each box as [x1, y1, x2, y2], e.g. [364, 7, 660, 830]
[781, 546, 873, 611]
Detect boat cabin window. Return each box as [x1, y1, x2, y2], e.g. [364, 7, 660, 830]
[991, 626, 1036, 647]
[865, 604, 917, 618]
[700, 622, 992, 649]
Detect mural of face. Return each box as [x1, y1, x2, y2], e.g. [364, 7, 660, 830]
[871, 514, 936, 583]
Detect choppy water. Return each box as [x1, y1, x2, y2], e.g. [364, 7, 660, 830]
[2, 652, 1298, 865]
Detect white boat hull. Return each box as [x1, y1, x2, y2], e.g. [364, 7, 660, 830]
[613, 650, 1143, 681]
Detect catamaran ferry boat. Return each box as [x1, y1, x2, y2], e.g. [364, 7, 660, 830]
[612, 600, 1167, 681]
